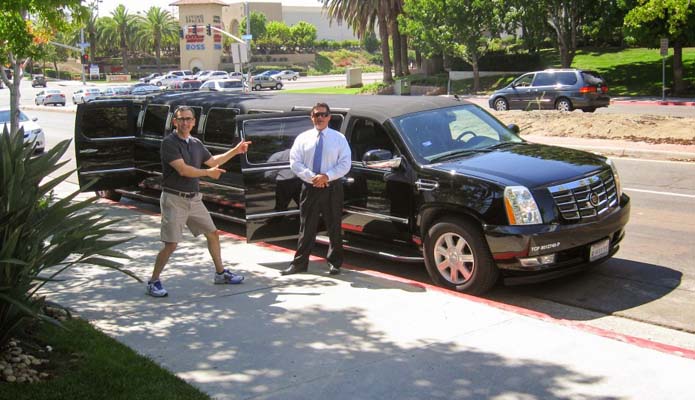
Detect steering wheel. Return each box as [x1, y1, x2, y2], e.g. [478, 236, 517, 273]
[455, 130, 477, 142]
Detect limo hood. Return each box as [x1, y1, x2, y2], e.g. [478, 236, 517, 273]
[429, 143, 608, 188]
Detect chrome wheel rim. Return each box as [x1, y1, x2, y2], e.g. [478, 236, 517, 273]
[495, 99, 507, 111]
[557, 100, 570, 111]
[433, 232, 475, 284]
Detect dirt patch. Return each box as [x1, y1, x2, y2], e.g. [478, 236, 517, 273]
[490, 111, 695, 146]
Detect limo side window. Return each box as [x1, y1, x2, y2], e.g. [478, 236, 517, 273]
[243, 116, 314, 164]
[80, 106, 130, 138]
[142, 105, 169, 137]
[349, 118, 395, 162]
[204, 108, 240, 145]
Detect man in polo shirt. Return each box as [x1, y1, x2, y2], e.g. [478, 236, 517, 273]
[146, 106, 251, 297]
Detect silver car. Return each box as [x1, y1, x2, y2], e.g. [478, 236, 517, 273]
[250, 75, 283, 91]
[1, 109, 46, 153]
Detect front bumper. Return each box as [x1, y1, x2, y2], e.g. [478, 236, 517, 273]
[484, 195, 630, 281]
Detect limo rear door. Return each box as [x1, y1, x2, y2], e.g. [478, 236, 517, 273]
[238, 112, 313, 242]
[75, 100, 144, 191]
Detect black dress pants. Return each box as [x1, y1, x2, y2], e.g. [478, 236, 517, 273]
[292, 182, 344, 269]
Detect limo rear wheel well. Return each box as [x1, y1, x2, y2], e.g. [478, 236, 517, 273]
[422, 215, 498, 295]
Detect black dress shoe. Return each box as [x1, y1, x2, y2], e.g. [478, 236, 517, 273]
[281, 264, 307, 276]
[328, 263, 341, 275]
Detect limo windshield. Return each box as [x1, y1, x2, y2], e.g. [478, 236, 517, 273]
[393, 105, 523, 162]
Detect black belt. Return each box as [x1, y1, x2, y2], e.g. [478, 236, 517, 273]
[163, 187, 197, 199]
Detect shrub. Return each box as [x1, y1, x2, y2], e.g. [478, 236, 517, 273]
[0, 126, 137, 349]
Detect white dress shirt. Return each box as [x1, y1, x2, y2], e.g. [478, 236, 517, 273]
[290, 126, 351, 184]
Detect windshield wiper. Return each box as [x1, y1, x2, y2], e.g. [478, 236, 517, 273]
[430, 149, 477, 162]
[486, 141, 523, 150]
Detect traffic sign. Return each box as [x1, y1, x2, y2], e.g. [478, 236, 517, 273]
[660, 38, 668, 56]
[79, 42, 90, 49]
[241, 34, 252, 40]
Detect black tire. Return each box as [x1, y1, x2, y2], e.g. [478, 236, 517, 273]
[292, 76, 297, 81]
[424, 217, 498, 295]
[255, 84, 262, 91]
[275, 83, 282, 90]
[582, 107, 596, 113]
[555, 98, 573, 112]
[493, 97, 509, 111]
[96, 190, 122, 202]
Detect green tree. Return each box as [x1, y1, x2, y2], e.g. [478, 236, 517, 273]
[361, 30, 380, 53]
[401, 0, 503, 93]
[135, 7, 178, 73]
[260, 20, 291, 51]
[322, 0, 394, 83]
[290, 21, 318, 50]
[545, 0, 587, 68]
[99, 5, 137, 71]
[241, 11, 268, 47]
[624, 0, 695, 96]
[0, 0, 87, 135]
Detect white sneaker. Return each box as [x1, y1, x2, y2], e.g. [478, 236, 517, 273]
[146, 280, 168, 297]
[214, 268, 245, 284]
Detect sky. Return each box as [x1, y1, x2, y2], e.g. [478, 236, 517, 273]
[96, 0, 323, 16]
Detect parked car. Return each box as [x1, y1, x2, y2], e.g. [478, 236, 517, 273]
[72, 87, 102, 104]
[151, 73, 183, 87]
[31, 74, 47, 87]
[167, 80, 202, 90]
[228, 71, 244, 80]
[198, 70, 229, 82]
[34, 89, 66, 106]
[1, 108, 45, 153]
[101, 86, 131, 96]
[258, 70, 280, 77]
[199, 79, 244, 92]
[250, 75, 283, 91]
[169, 70, 194, 78]
[270, 70, 299, 81]
[488, 69, 610, 112]
[73, 93, 630, 295]
[139, 73, 161, 83]
[130, 84, 162, 95]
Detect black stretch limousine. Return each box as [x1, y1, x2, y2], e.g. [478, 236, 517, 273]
[74, 92, 630, 294]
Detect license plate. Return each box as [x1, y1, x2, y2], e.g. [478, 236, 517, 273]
[589, 238, 610, 261]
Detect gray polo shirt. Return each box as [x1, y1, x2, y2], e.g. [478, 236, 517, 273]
[161, 132, 212, 192]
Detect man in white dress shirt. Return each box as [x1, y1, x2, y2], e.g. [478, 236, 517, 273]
[282, 102, 351, 275]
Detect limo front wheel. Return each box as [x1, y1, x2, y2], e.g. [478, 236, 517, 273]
[424, 218, 498, 295]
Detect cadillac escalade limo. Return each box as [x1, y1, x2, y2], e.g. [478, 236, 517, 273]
[74, 92, 630, 294]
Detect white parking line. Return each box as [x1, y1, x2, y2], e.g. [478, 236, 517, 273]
[624, 187, 695, 199]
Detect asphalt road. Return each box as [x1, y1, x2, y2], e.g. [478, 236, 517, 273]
[16, 108, 695, 350]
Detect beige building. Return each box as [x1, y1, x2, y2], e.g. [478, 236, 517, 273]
[170, 0, 357, 71]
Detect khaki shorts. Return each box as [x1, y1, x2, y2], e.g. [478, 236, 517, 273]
[160, 192, 216, 243]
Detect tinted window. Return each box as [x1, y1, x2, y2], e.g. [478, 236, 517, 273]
[581, 71, 605, 85]
[142, 105, 169, 137]
[533, 72, 556, 86]
[513, 74, 534, 87]
[243, 116, 314, 164]
[220, 80, 243, 88]
[557, 72, 578, 85]
[204, 108, 239, 145]
[80, 107, 130, 139]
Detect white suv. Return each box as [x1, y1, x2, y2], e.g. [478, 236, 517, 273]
[72, 87, 102, 104]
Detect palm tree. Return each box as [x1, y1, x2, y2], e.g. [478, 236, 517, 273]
[99, 5, 137, 71]
[322, 0, 394, 83]
[85, 8, 99, 61]
[135, 7, 178, 73]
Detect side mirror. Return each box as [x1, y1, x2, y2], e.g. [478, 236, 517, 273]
[507, 124, 520, 134]
[362, 149, 401, 169]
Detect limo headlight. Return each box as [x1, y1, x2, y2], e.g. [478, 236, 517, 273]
[504, 186, 542, 225]
[606, 158, 622, 199]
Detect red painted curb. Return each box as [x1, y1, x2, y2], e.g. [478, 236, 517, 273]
[612, 100, 695, 106]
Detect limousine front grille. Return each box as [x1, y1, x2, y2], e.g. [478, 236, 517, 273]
[548, 170, 618, 222]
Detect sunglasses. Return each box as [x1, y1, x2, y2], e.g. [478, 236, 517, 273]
[311, 112, 330, 118]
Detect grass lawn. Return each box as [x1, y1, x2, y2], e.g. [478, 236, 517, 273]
[1, 318, 210, 400]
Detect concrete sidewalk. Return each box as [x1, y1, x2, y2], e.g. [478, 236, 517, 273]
[45, 186, 695, 400]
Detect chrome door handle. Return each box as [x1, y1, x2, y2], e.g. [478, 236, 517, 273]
[415, 179, 438, 192]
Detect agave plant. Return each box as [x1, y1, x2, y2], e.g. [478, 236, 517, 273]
[0, 126, 138, 348]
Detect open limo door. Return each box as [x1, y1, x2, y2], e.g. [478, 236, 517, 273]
[238, 112, 313, 243]
[74, 100, 145, 194]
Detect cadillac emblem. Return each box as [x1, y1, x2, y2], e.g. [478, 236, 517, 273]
[589, 192, 600, 206]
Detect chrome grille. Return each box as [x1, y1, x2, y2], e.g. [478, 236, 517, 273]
[548, 170, 618, 222]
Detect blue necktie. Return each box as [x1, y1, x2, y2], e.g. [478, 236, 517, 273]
[312, 131, 323, 174]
